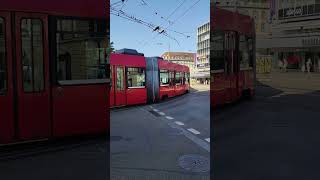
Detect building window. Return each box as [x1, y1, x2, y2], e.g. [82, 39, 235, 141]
[160, 69, 169, 85]
[56, 18, 108, 83]
[126, 67, 145, 88]
[21, 19, 45, 92]
[0, 18, 6, 94]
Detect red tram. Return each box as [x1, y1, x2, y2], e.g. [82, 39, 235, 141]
[210, 7, 256, 107]
[110, 49, 190, 108]
[0, 0, 109, 145]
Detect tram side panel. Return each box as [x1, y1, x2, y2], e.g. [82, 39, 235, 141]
[123, 55, 147, 106]
[52, 85, 108, 137]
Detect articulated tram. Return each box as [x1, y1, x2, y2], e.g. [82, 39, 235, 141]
[110, 49, 190, 108]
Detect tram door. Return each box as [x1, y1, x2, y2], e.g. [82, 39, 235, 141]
[0, 12, 14, 143]
[14, 13, 51, 140]
[114, 66, 126, 106]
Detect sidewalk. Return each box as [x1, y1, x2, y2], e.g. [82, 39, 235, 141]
[257, 71, 320, 92]
[190, 83, 210, 92]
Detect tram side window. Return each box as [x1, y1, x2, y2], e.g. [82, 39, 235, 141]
[160, 69, 169, 86]
[126, 67, 145, 88]
[185, 72, 190, 85]
[248, 38, 254, 67]
[239, 35, 250, 69]
[56, 18, 108, 83]
[169, 71, 175, 85]
[182, 72, 185, 85]
[21, 19, 45, 92]
[116, 67, 124, 90]
[175, 72, 182, 85]
[0, 18, 6, 94]
[211, 31, 225, 70]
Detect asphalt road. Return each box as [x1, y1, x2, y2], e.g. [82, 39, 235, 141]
[0, 136, 108, 180]
[151, 90, 210, 144]
[213, 83, 320, 180]
[110, 90, 210, 180]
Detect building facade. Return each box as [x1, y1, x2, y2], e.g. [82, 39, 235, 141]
[195, 22, 210, 84]
[270, 0, 320, 72]
[161, 52, 197, 75]
[197, 22, 210, 68]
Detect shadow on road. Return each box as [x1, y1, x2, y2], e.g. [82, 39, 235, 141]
[213, 78, 320, 180]
[0, 134, 107, 161]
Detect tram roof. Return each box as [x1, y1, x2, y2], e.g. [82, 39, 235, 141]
[211, 6, 254, 35]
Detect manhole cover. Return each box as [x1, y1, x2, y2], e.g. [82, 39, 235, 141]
[178, 154, 210, 173]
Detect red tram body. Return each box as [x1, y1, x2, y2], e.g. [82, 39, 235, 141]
[210, 7, 256, 107]
[110, 49, 190, 108]
[0, 0, 109, 145]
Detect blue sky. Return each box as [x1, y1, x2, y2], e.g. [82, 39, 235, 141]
[110, 0, 209, 57]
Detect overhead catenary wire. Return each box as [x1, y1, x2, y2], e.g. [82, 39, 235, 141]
[110, 0, 201, 49]
[135, 0, 192, 38]
[138, 0, 189, 47]
[110, 7, 180, 45]
[137, 0, 174, 24]
[111, 0, 193, 40]
[140, 0, 201, 48]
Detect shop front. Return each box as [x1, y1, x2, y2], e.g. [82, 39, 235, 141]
[271, 37, 320, 72]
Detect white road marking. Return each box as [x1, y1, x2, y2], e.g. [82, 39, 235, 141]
[187, 128, 200, 135]
[165, 116, 174, 120]
[153, 109, 159, 112]
[270, 92, 286, 98]
[174, 121, 184, 126]
[141, 107, 210, 152]
[158, 112, 165, 116]
[205, 138, 210, 143]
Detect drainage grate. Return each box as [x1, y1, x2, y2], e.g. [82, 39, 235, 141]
[149, 110, 161, 117]
[178, 154, 210, 173]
